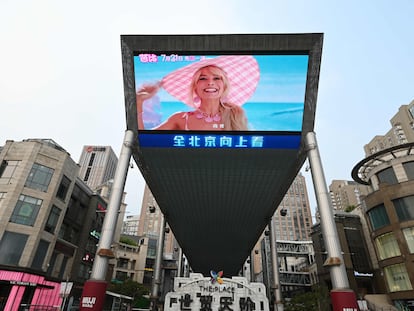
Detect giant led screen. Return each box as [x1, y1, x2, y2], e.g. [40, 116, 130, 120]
[121, 34, 323, 150]
[133, 53, 308, 149]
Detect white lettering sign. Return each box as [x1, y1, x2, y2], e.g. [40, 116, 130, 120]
[81, 296, 96, 308]
[165, 273, 269, 311]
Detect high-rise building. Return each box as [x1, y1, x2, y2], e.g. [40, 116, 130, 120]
[272, 172, 313, 241]
[138, 185, 176, 256]
[137, 185, 180, 295]
[78, 145, 118, 190]
[122, 214, 140, 236]
[364, 100, 414, 155]
[253, 173, 317, 299]
[329, 179, 371, 211]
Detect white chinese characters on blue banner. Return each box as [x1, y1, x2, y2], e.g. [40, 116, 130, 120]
[138, 133, 301, 149]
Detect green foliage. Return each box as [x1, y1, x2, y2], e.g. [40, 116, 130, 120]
[120, 236, 139, 246]
[107, 279, 150, 308]
[344, 205, 357, 212]
[284, 286, 330, 311]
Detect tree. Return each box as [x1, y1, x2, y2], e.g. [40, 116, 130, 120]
[107, 279, 150, 308]
[284, 286, 330, 311]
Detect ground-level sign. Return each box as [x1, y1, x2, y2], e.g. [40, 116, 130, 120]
[164, 273, 269, 311]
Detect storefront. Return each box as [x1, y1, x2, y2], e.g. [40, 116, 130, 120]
[0, 270, 61, 311]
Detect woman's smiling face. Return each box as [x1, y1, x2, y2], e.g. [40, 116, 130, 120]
[194, 66, 226, 100]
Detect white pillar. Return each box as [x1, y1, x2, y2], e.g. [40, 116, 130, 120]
[90, 129, 134, 280]
[304, 131, 349, 288]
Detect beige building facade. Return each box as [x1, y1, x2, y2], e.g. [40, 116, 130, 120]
[364, 100, 414, 155]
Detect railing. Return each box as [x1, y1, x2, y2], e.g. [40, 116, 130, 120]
[366, 300, 398, 311]
[279, 271, 312, 286]
[276, 241, 312, 256]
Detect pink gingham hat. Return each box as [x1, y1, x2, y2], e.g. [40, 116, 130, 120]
[161, 55, 260, 107]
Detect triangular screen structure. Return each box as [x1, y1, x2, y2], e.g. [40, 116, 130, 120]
[121, 33, 323, 276]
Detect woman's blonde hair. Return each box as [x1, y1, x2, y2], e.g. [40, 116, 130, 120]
[190, 65, 248, 130]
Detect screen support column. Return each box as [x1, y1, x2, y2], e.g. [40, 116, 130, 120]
[80, 130, 134, 311]
[305, 131, 359, 311]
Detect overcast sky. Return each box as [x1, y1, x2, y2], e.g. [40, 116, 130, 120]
[1, 0, 413, 218]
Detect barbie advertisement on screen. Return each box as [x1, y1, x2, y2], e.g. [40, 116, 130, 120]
[134, 54, 309, 133]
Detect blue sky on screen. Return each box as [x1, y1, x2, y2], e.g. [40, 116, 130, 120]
[134, 55, 309, 103]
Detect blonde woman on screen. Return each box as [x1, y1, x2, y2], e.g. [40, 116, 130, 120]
[136, 55, 260, 131]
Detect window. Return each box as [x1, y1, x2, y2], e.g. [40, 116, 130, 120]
[117, 258, 129, 269]
[367, 204, 390, 230]
[375, 232, 401, 260]
[58, 223, 79, 244]
[83, 167, 91, 182]
[77, 263, 91, 280]
[44, 205, 61, 233]
[88, 153, 96, 166]
[0, 160, 20, 184]
[56, 175, 71, 201]
[402, 227, 414, 253]
[31, 239, 50, 270]
[47, 252, 58, 276]
[377, 167, 398, 185]
[393, 196, 414, 221]
[115, 271, 128, 281]
[403, 161, 414, 180]
[58, 256, 69, 279]
[10, 194, 42, 226]
[0, 231, 28, 265]
[409, 105, 414, 119]
[384, 263, 413, 292]
[25, 163, 54, 192]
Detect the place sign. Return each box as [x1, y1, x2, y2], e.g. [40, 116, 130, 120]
[164, 273, 269, 311]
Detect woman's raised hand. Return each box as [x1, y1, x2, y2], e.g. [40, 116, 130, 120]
[136, 82, 161, 101]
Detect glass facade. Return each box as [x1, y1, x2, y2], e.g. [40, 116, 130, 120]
[384, 263, 413, 292]
[0, 231, 28, 265]
[56, 175, 71, 201]
[31, 239, 50, 270]
[25, 163, 54, 192]
[375, 232, 401, 260]
[10, 194, 42, 226]
[402, 227, 414, 253]
[367, 204, 390, 230]
[377, 167, 398, 185]
[403, 161, 414, 180]
[44, 205, 61, 233]
[393, 196, 414, 221]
